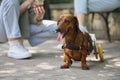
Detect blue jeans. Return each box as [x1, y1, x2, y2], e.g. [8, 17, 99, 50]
[0, 0, 20, 42]
[74, 0, 120, 14]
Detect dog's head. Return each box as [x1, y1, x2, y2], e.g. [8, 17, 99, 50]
[56, 14, 79, 33]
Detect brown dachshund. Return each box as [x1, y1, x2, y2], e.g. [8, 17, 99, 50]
[56, 14, 93, 70]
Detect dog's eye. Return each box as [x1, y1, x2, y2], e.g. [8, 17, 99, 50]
[64, 19, 70, 23]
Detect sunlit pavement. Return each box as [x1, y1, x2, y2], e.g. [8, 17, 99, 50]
[0, 39, 120, 80]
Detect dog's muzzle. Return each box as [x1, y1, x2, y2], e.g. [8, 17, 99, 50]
[56, 28, 61, 33]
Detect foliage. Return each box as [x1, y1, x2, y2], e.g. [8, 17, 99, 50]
[49, 0, 73, 4]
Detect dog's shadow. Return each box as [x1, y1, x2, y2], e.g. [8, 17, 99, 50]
[29, 52, 119, 70]
[70, 56, 120, 70]
[69, 60, 102, 69]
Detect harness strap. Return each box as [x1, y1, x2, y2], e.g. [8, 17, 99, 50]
[62, 33, 93, 52]
[62, 44, 93, 51]
[62, 44, 81, 50]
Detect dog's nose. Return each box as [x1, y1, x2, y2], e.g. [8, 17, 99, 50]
[56, 28, 61, 33]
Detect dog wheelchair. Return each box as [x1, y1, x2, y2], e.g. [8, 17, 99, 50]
[89, 33, 104, 62]
[62, 33, 104, 62]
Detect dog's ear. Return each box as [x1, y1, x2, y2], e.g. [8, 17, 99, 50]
[73, 16, 79, 28]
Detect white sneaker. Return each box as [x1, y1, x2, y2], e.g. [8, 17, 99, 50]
[8, 40, 32, 59]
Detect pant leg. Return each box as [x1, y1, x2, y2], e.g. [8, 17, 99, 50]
[0, 2, 7, 43]
[74, 0, 120, 14]
[29, 20, 58, 46]
[74, 0, 88, 14]
[88, 0, 120, 12]
[1, 0, 21, 39]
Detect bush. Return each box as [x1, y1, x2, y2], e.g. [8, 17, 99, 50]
[49, 0, 73, 4]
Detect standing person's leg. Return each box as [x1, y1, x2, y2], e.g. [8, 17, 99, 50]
[74, 0, 87, 25]
[74, 0, 88, 33]
[29, 20, 58, 46]
[1, 0, 31, 59]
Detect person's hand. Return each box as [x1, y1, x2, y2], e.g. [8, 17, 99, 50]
[34, 6, 45, 21]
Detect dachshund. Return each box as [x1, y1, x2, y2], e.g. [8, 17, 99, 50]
[56, 14, 93, 70]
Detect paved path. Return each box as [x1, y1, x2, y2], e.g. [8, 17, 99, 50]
[0, 39, 120, 80]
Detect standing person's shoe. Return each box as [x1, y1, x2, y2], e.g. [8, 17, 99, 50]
[8, 40, 32, 59]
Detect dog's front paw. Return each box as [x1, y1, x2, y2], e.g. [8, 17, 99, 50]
[81, 64, 90, 70]
[60, 63, 70, 69]
[82, 66, 89, 70]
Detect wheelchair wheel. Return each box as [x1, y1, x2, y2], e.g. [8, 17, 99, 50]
[97, 43, 104, 62]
